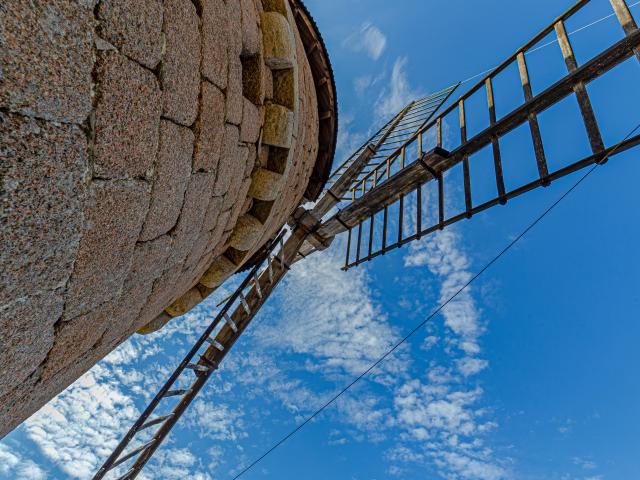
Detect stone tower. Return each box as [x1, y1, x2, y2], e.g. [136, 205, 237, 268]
[0, 0, 336, 437]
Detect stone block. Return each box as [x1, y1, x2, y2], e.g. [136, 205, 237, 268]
[214, 124, 241, 196]
[161, 0, 201, 126]
[264, 63, 274, 100]
[0, 0, 93, 123]
[226, 57, 244, 126]
[206, 209, 231, 254]
[137, 311, 172, 335]
[201, 0, 228, 89]
[167, 172, 216, 267]
[140, 121, 193, 240]
[263, 103, 294, 148]
[262, 0, 288, 16]
[241, 54, 266, 105]
[240, 0, 261, 56]
[273, 68, 296, 110]
[41, 308, 109, 380]
[97, 0, 163, 69]
[240, 97, 262, 144]
[222, 144, 250, 212]
[261, 12, 295, 70]
[0, 292, 62, 397]
[249, 168, 284, 201]
[0, 113, 89, 304]
[227, 0, 243, 57]
[64, 180, 150, 319]
[228, 214, 263, 251]
[200, 255, 237, 288]
[165, 287, 203, 317]
[203, 195, 224, 233]
[194, 82, 225, 173]
[94, 51, 161, 180]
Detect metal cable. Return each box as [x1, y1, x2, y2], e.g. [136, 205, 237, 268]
[460, 0, 640, 85]
[231, 120, 640, 480]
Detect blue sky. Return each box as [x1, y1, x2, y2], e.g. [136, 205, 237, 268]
[2, 1, 640, 479]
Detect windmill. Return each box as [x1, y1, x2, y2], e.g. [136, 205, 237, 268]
[94, 0, 640, 478]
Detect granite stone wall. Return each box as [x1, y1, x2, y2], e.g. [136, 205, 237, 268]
[0, 0, 320, 437]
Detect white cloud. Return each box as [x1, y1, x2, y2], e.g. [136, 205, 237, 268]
[344, 22, 387, 60]
[375, 57, 423, 120]
[259, 237, 406, 382]
[185, 401, 247, 442]
[0, 443, 47, 480]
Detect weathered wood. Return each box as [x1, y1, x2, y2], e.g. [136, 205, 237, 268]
[368, 214, 374, 256]
[459, 100, 473, 214]
[317, 148, 449, 238]
[382, 206, 388, 252]
[344, 133, 640, 269]
[610, 0, 640, 62]
[437, 117, 443, 147]
[485, 77, 507, 202]
[312, 144, 375, 218]
[555, 20, 605, 155]
[432, 28, 640, 173]
[416, 184, 422, 237]
[398, 195, 404, 243]
[517, 52, 549, 182]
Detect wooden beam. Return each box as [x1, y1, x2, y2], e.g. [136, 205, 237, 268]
[517, 52, 550, 182]
[555, 20, 605, 155]
[610, 0, 640, 62]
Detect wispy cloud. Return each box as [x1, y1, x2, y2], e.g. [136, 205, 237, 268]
[344, 22, 387, 60]
[375, 56, 424, 120]
[0, 443, 47, 480]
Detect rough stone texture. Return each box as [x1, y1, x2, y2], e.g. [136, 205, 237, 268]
[161, 0, 201, 126]
[222, 143, 250, 212]
[0, 292, 63, 397]
[64, 180, 150, 319]
[165, 287, 203, 317]
[194, 82, 225, 173]
[214, 124, 241, 197]
[201, 0, 228, 89]
[228, 214, 263, 251]
[261, 12, 295, 70]
[41, 312, 107, 381]
[263, 103, 294, 148]
[226, 57, 244, 126]
[0, 0, 328, 438]
[241, 0, 261, 56]
[166, 172, 216, 268]
[0, 113, 89, 305]
[241, 97, 262, 144]
[137, 311, 172, 334]
[97, 0, 163, 69]
[249, 168, 284, 201]
[140, 121, 193, 241]
[0, 0, 93, 123]
[200, 256, 237, 288]
[93, 51, 161, 180]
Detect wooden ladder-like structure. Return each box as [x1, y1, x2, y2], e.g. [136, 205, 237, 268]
[306, 0, 640, 269]
[94, 1, 640, 477]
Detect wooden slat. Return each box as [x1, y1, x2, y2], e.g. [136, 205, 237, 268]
[317, 148, 449, 238]
[438, 173, 445, 229]
[610, 0, 640, 62]
[437, 117, 443, 147]
[485, 78, 507, 202]
[555, 20, 605, 155]
[368, 215, 375, 256]
[459, 100, 473, 214]
[517, 52, 550, 183]
[432, 28, 640, 174]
